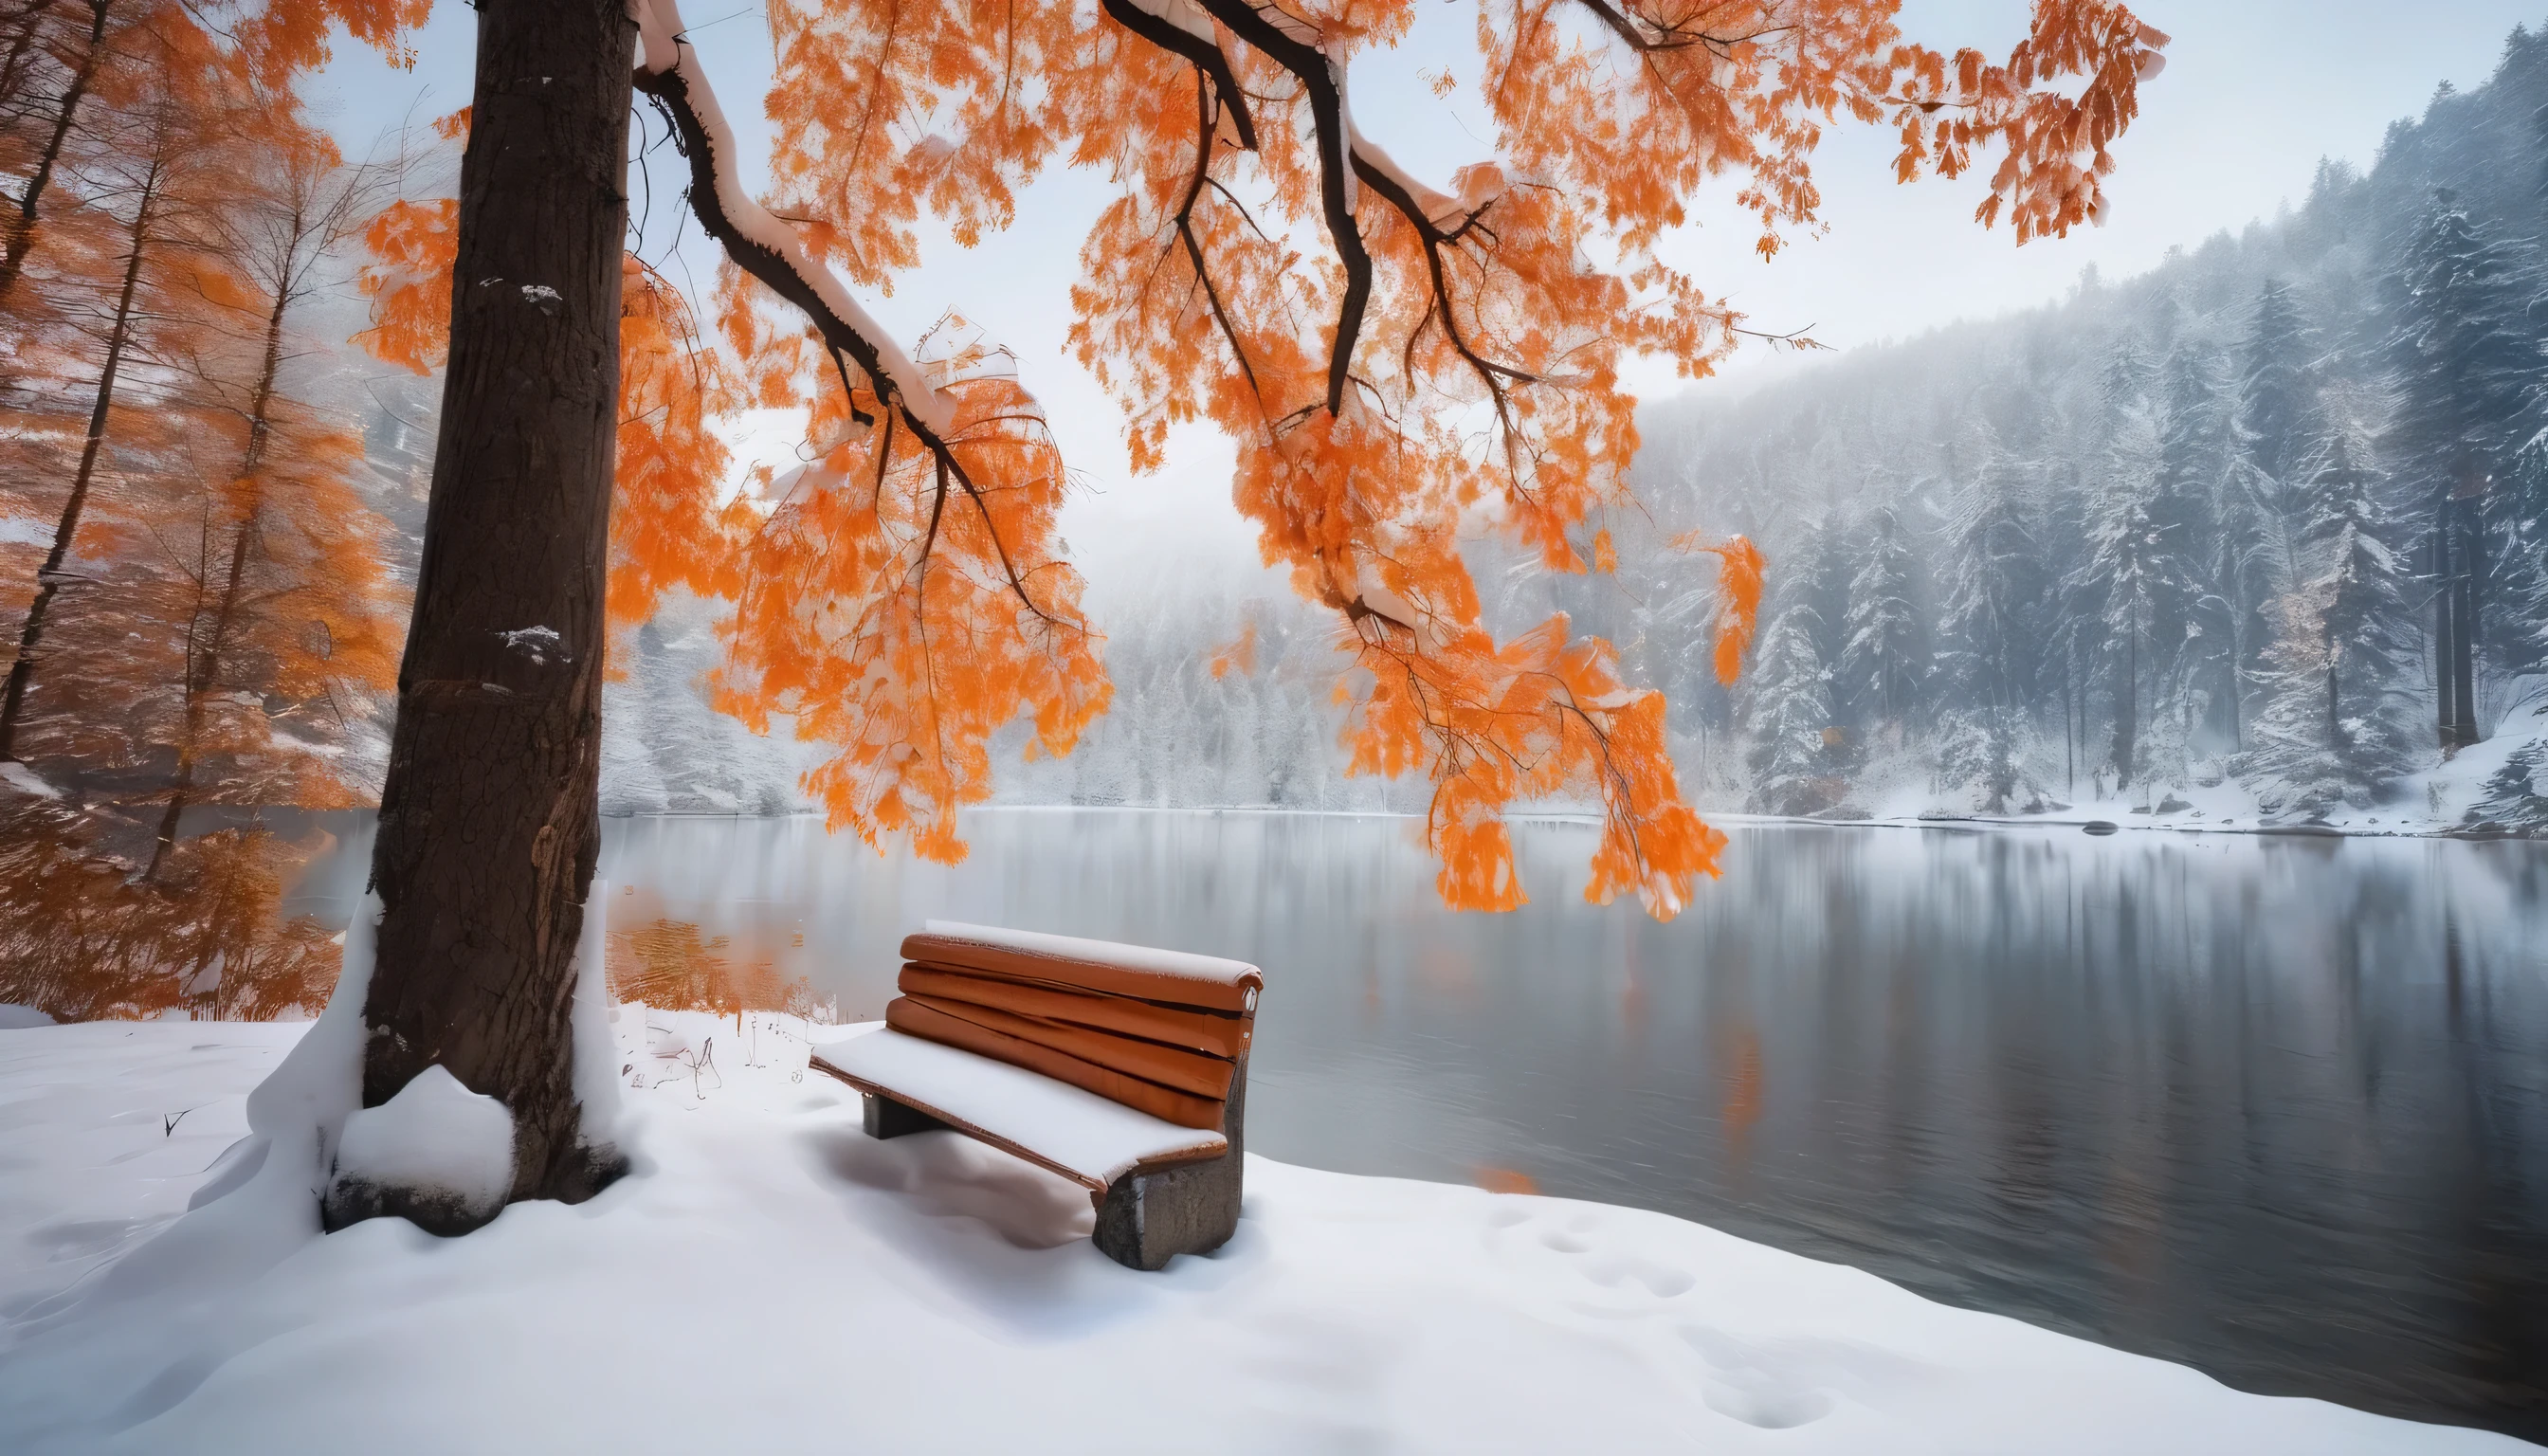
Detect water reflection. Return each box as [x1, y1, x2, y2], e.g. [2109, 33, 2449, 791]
[296, 810, 2548, 1438]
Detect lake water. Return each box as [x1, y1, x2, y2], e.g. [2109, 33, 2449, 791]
[302, 809, 2548, 1439]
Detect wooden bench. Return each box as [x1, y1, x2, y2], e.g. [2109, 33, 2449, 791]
[810, 922, 1262, 1270]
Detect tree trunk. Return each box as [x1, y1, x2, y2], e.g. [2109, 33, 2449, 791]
[2432, 514, 2456, 752]
[0, 0, 107, 303]
[2064, 646, 2078, 796]
[0, 157, 155, 762]
[0, 2, 58, 117]
[2448, 500, 2480, 748]
[2111, 627, 2138, 790]
[334, 0, 632, 1235]
[2223, 631, 2242, 751]
[144, 523, 248, 878]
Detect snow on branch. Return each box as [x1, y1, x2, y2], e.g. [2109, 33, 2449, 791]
[629, 0, 952, 439]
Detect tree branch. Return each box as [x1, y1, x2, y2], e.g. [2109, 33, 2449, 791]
[1097, 0, 1256, 152]
[1188, 0, 1367, 417]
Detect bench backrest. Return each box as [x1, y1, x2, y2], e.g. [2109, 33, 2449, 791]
[885, 921, 1262, 1133]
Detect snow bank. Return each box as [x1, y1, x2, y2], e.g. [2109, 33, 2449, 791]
[570, 883, 624, 1153]
[54, 896, 379, 1313]
[0, 1016, 2525, 1454]
[0, 1004, 58, 1028]
[330, 1066, 516, 1228]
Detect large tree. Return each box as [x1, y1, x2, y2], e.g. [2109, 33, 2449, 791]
[340, 0, 2164, 1231]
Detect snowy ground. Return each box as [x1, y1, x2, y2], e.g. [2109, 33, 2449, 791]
[0, 1013, 2531, 1454]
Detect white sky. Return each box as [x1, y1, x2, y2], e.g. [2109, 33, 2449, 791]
[309, 1, 2548, 599]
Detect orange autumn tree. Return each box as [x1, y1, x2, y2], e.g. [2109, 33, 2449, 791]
[0, 1, 420, 1026]
[368, 0, 2162, 919]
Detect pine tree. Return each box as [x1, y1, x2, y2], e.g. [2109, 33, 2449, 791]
[2244, 397, 2420, 808]
[2071, 385, 2179, 789]
[2233, 281, 2316, 725]
[2153, 342, 2239, 749]
[1800, 510, 1855, 700]
[2466, 742, 2547, 831]
[2385, 195, 2542, 747]
[139, 118, 404, 879]
[1938, 431, 2046, 809]
[2238, 281, 2311, 489]
[1744, 600, 1837, 816]
[1840, 500, 1924, 736]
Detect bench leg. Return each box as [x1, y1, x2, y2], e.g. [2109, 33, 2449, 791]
[1092, 1151, 1243, 1271]
[1092, 1053, 1247, 1271]
[863, 1092, 954, 1140]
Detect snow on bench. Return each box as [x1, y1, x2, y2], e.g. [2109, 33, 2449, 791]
[812, 921, 1263, 1270]
[816, 1030, 1226, 1189]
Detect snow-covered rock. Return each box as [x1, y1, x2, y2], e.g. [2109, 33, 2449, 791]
[329, 1065, 517, 1229]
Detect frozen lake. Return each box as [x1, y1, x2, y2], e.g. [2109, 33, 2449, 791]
[303, 810, 2548, 1438]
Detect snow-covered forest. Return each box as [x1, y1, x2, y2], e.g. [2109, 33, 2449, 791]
[862, 27, 2548, 831]
[1568, 34, 2548, 826]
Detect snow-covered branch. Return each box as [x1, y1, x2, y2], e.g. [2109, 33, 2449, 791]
[629, 0, 952, 439]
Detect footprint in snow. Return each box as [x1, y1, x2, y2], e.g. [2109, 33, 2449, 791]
[1679, 1322, 1938, 1432]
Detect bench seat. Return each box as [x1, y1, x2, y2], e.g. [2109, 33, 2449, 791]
[814, 1027, 1226, 1190]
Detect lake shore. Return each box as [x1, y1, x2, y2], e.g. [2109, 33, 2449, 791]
[1, 1013, 2531, 1454]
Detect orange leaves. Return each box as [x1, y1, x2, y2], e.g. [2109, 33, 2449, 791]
[225, 0, 433, 84]
[1210, 622, 1257, 679]
[0, 804, 344, 1022]
[612, 258, 750, 642]
[762, 0, 1084, 287]
[1338, 610, 1722, 916]
[324, 0, 2159, 921]
[1671, 533, 1764, 685]
[1881, 2, 2165, 241]
[1474, 0, 2161, 261]
[353, 197, 455, 373]
[708, 303, 1108, 864]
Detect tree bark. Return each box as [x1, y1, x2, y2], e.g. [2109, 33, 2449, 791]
[335, 0, 632, 1234]
[0, 153, 155, 762]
